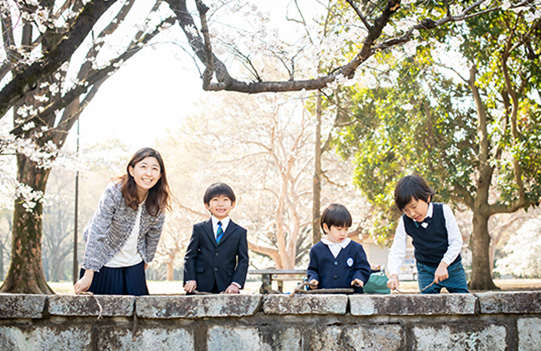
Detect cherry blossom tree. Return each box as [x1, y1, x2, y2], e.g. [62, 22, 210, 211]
[0, 0, 174, 293]
[495, 217, 541, 278]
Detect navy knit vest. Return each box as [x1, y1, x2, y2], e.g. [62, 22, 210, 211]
[402, 203, 461, 268]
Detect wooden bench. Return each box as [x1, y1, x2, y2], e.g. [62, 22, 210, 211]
[248, 269, 306, 293]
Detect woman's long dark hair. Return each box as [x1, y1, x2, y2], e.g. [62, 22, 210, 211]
[118, 147, 171, 216]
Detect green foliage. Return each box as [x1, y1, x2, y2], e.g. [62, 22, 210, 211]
[334, 5, 541, 243]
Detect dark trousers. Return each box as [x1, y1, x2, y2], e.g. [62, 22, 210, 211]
[416, 261, 469, 294]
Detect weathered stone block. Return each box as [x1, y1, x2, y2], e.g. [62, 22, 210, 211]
[48, 294, 135, 317]
[263, 294, 347, 315]
[97, 326, 194, 351]
[0, 325, 92, 350]
[350, 293, 476, 316]
[207, 325, 302, 351]
[260, 326, 302, 351]
[413, 324, 506, 351]
[208, 326, 262, 351]
[136, 295, 262, 318]
[518, 317, 541, 351]
[309, 325, 405, 350]
[476, 291, 541, 314]
[0, 293, 46, 319]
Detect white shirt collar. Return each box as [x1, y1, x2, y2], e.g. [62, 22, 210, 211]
[211, 215, 230, 230]
[418, 202, 433, 228]
[321, 237, 351, 248]
[321, 238, 351, 258]
[426, 202, 433, 218]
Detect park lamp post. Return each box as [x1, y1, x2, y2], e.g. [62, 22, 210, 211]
[72, 119, 80, 285]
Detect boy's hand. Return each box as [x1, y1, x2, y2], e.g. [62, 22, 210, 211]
[308, 279, 319, 289]
[351, 279, 364, 288]
[184, 280, 197, 293]
[387, 274, 399, 290]
[225, 284, 240, 294]
[434, 262, 449, 283]
[74, 270, 94, 294]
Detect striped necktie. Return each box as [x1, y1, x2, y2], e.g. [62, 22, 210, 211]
[216, 221, 224, 243]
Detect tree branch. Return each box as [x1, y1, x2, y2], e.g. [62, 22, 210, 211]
[345, 0, 372, 31]
[11, 16, 177, 135]
[166, 0, 401, 93]
[0, 0, 119, 118]
[248, 241, 282, 267]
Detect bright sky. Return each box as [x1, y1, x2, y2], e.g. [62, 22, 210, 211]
[72, 34, 203, 152]
[66, 1, 321, 153]
[62, 2, 293, 153]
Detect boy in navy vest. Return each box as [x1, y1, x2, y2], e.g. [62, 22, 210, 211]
[386, 175, 469, 294]
[307, 204, 371, 293]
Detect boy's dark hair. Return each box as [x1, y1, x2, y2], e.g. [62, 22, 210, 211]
[203, 182, 236, 204]
[394, 174, 435, 211]
[320, 203, 352, 232]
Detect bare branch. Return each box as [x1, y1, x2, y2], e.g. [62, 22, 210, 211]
[195, 0, 215, 87]
[166, 0, 402, 93]
[248, 241, 281, 266]
[345, 0, 372, 30]
[321, 171, 347, 188]
[173, 198, 208, 219]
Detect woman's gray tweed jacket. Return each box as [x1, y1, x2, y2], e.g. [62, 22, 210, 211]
[82, 182, 165, 272]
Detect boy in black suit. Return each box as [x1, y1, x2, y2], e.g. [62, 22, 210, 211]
[183, 183, 249, 294]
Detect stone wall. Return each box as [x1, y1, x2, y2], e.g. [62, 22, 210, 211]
[1, 291, 540, 350]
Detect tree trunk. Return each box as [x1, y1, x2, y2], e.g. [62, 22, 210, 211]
[0, 243, 4, 280]
[166, 261, 174, 281]
[469, 212, 498, 291]
[312, 91, 323, 245]
[0, 155, 54, 294]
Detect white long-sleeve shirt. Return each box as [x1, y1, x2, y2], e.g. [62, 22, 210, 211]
[387, 202, 463, 276]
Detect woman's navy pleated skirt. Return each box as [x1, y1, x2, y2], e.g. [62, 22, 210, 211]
[80, 261, 149, 296]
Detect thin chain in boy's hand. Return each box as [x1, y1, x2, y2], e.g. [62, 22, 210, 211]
[419, 281, 435, 293]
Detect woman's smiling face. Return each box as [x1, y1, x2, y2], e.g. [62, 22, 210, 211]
[129, 156, 162, 197]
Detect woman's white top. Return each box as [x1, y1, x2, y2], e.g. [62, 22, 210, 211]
[105, 202, 144, 268]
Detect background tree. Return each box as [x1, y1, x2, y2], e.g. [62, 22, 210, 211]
[335, 5, 541, 289]
[42, 172, 75, 281]
[0, 0, 174, 293]
[0, 0, 530, 293]
[495, 216, 541, 278]
[0, 209, 11, 281]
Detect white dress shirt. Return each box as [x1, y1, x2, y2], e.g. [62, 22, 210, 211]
[211, 215, 230, 239]
[387, 203, 463, 276]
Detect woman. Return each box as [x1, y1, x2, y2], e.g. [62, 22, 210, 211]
[74, 147, 171, 295]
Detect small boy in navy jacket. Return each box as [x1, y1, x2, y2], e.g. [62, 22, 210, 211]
[307, 204, 371, 293]
[387, 174, 469, 294]
[183, 183, 249, 294]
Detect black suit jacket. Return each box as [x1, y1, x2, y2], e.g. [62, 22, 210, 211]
[183, 219, 249, 292]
